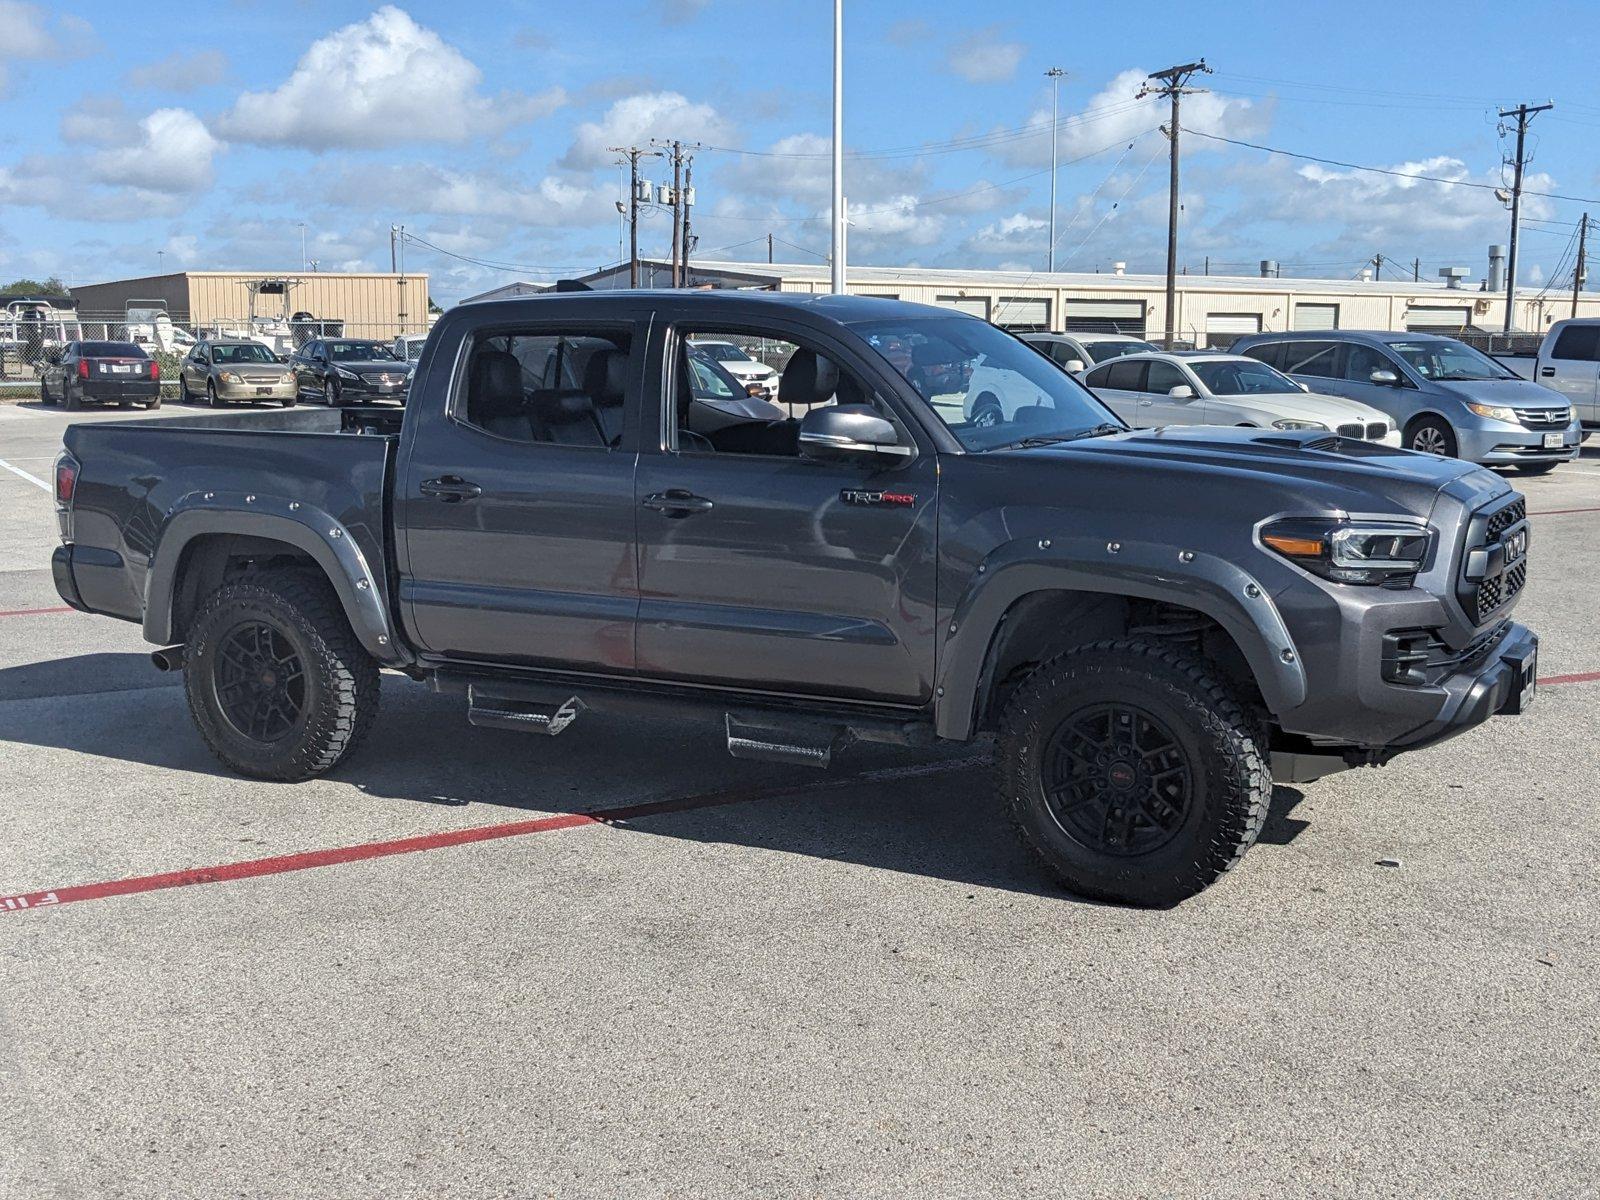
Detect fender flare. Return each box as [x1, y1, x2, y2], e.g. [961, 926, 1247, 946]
[142, 495, 406, 665]
[932, 536, 1308, 740]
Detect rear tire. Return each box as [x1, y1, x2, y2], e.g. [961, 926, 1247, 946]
[1406, 415, 1458, 458]
[38, 378, 53, 405]
[183, 571, 380, 781]
[996, 639, 1270, 907]
[971, 393, 1003, 428]
[146, 395, 162, 410]
[63, 383, 81, 411]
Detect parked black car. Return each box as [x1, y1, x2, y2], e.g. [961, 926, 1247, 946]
[288, 338, 410, 404]
[50, 292, 1538, 906]
[38, 341, 160, 410]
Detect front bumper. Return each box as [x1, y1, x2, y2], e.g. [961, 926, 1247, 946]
[1457, 418, 1583, 465]
[215, 378, 296, 401]
[1381, 621, 1538, 752]
[342, 374, 410, 399]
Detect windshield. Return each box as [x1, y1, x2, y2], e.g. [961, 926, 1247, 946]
[1190, 358, 1298, 396]
[328, 341, 398, 362]
[695, 340, 751, 362]
[211, 343, 278, 364]
[855, 316, 1123, 451]
[687, 353, 737, 399]
[1387, 338, 1516, 381]
[1084, 339, 1156, 361]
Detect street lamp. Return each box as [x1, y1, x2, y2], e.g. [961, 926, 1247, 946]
[1046, 67, 1065, 272]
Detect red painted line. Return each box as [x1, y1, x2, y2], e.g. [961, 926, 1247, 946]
[1529, 506, 1600, 516]
[0, 606, 73, 618]
[0, 758, 980, 915]
[1539, 669, 1600, 686]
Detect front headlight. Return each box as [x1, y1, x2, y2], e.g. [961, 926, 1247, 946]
[218, 371, 243, 384]
[1272, 419, 1330, 431]
[1467, 402, 1518, 422]
[1261, 517, 1433, 587]
[336, 367, 360, 381]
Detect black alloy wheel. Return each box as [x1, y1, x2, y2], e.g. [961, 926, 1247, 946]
[212, 620, 307, 743]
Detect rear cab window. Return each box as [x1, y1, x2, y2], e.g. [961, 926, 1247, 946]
[1551, 325, 1600, 361]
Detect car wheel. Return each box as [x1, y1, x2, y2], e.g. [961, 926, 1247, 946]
[38, 377, 53, 405]
[184, 570, 380, 781]
[971, 393, 1003, 428]
[63, 382, 81, 411]
[207, 380, 222, 408]
[281, 394, 297, 408]
[996, 639, 1270, 908]
[326, 377, 342, 406]
[146, 394, 162, 410]
[1406, 416, 1457, 457]
[177, 374, 190, 403]
[1512, 462, 1560, 475]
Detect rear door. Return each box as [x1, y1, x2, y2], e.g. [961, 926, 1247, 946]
[1084, 358, 1149, 425]
[396, 311, 646, 672]
[1540, 324, 1600, 424]
[632, 312, 938, 704]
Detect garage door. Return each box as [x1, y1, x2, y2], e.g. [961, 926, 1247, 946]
[1406, 305, 1471, 331]
[992, 296, 1050, 329]
[1064, 299, 1145, 334]
[1204, 313, 1261, 349]
[937, 295, 990, 320]
[1293, 303, 1339, 331]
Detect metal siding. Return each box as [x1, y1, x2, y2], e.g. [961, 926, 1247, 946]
[993, 296, 1050, 327]
[936, 295, 990, 319]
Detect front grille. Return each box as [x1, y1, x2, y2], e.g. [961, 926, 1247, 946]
[1465, 496, 1530, 623]
[1486, 497, 1526, 539]
[244, 375, 282, 384]
[1336, 422, 1363, 439]
[1515, 406, 1571, 429]
[1366, 421, 1388, 440]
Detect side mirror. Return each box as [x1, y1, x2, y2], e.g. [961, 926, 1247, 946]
[1167, 384, 1196, 399]
[798, 404, 912, 463]
[1298, 380, 1311, 392]
[1370, 369, 1399, 386]
[45, 347, 63, 365]
[1064, 359, 1086, 373]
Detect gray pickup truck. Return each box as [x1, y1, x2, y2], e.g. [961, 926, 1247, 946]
[50, 291, 1538, 906]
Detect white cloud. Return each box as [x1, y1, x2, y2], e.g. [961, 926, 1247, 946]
[656, 0, 709, 24]
[0, 1, 92, 94]
[965, 212, 1047, 257]
[93, 108, 220, 194]
[946, 27, 1025, 85]
[217, 6, 563, 149]
[562, 91, 732, 169]
[126, 49, 229, 92]
[336, 164, 615, 226]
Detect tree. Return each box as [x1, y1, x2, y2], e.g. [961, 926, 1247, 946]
[0, 277, 70, 297]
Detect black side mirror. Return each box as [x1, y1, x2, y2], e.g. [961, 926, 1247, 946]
[45, 348, 63, 365]
[798, 404, 911, 464]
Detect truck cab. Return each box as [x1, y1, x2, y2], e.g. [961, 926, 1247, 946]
[1529, 318, 1600, 438]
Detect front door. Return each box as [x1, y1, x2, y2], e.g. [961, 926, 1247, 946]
[633, 319, 938, 704]
[1542, 324, 1600, 425]
[397, 317, 645, 673]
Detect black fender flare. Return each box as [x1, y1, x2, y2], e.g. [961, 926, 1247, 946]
[142, 495, 406, 665]
[932, 535, 1308, 740]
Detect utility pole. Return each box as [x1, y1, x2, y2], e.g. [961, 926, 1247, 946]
[1574, 212, 1589, 317]
[299, 222, 307, 272]
[1046, 67, 1065, 272]
[610, 146, 659, 287]
[670, 140, 683, 287]
[1498, 101, 1554, 331]
[681, 151, 696, 283]
[830, 0, 845, 293]
[1372, 252, 1383, 281]
[1138, 59, 1211, 349]
[768, 232, 774, 263]
[1413, 258, 1420, 282]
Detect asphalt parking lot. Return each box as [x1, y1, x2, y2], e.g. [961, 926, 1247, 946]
[2, 398, 1597, 1199]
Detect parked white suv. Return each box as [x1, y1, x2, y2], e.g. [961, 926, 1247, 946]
[688, 339, 780, 399]
[1078, 352, 1403, 445]
[1020, 331, 1157, 372]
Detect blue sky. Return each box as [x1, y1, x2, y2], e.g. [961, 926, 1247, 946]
[3, 0, 1600, 305]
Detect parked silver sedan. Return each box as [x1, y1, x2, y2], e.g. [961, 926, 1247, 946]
[177, 339, 297, 407]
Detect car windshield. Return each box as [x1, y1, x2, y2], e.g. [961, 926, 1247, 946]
[211, 343, 278, 364]
[1387, 338, 1517, 381]
[1190, 359, 1298, 396]
[855, 316, 1123, 451]
[696, 341, 751, 362]
[81, 341, 144, 357]
[1083, 340, 1156, 361]
[688, 353, 738, 399]
[328, 342, 397, 362]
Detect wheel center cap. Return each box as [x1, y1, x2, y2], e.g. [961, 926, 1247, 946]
[1108, 762, 1137, 789]
[260, 670, 276, 688]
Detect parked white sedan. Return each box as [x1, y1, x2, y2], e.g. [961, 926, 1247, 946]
[1079, 352, 1404, 445]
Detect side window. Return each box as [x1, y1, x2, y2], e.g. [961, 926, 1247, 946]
[676, 328, 898, 458]
[1083, 363, 1113, 388]
[1102, 359, 1147, 391]
[1282, 340, 1340, 378]
[1240, 341, 1284, 369]
[456, 328, 632, 448]
[1048, 341, 1081, 367]
[1551, 325, 1600, 361]
[1344, 344, 1391, 381]
[1144, 361, 1188, 394]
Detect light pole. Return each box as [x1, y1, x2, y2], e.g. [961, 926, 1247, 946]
[1046, 67, 1064, 272]
[830, 0, 845, 294]
[298, 222, 307, 271]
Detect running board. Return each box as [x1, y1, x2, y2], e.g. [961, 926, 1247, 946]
[725, 714, 849, 769]
[467, 685, 585, 736]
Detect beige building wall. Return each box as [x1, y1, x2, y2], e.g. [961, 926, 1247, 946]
[182, 272, 430, 337]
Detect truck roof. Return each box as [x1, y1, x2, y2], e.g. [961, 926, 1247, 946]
[465, 289, 953, 324]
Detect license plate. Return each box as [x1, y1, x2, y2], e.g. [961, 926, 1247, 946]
[1543, 432, 1564, 448]
[111, 364, 130, 374]
[1517, 648, 1538, 711]
[257, 387, 273, 395]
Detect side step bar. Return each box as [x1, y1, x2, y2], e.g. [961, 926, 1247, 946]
[467, 685, 586, 736]
[725, 714, 849, 769]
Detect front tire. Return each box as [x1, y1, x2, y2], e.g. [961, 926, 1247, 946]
[1512, 462, 1560, 475]
[207, 380, 222, 408]
[996, 639, 1270, 907]
[326, 377, 342, 406]
[184, 571, 380, 781]
[1407, 415, 1458, 458]
[177, 374, 190, 403]
[971, 393, 1003, 428]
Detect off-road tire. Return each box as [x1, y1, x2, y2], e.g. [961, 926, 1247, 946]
[1406, 415, 1458, 458]
[996, 639, 1270, 907]
[184, 571, 380, 781]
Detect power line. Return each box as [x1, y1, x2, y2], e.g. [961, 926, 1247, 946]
[1139, 58, 1212, 349]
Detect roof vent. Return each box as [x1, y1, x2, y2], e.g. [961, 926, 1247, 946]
[1438, 266, 1470, 290]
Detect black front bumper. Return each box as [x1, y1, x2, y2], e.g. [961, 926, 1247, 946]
[1385, 621, 1538, 752]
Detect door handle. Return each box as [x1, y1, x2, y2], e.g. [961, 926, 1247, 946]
[643, 490, 714, 516]
[1540, 367, 1556, 377]
[420, 475, 482, 502]
[1138, 398, 1153, 406]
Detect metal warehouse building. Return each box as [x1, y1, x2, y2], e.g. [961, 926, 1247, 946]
[67, 270, 432, 341]
[552, 258, 1600, 347]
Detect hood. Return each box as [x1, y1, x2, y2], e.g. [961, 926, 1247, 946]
[1001, 424, 1507, 522]
[1225, 390, 1388, 425]
[720, 360, 775, 377]
[1434, 377, 1569, 407]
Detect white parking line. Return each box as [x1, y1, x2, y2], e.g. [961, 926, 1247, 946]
[0, 457, 51, 492]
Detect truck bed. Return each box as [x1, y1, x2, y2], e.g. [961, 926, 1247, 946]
[60, 407, 399, 633]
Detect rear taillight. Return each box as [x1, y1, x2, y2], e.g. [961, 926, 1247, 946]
[55, 454, 77, 505]
[149, 360, 160, 380]
[77, 359, 90, 378]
